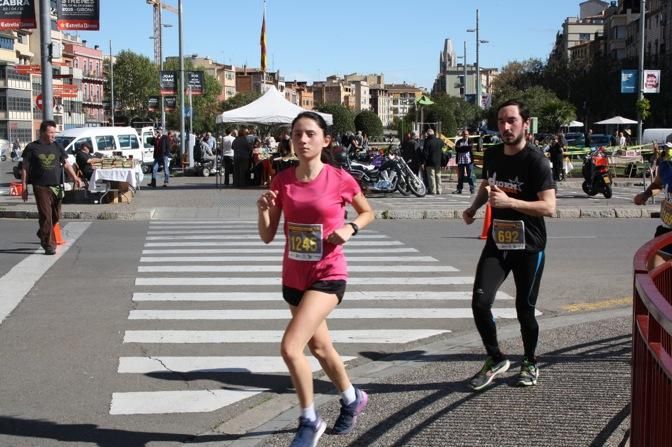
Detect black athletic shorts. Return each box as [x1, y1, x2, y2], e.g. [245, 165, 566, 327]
[654, 225, 672, 257]
[282, 280, 347, 306]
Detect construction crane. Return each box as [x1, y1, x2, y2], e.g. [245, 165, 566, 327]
[146, 0, 178, 66]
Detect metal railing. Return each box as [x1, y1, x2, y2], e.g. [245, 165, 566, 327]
[631, 233, 672, 446]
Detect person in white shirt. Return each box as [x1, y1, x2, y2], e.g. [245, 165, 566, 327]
[221, 129, 236, 186]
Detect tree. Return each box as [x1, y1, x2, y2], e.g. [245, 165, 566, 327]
[354, 110, 383, 138]
[106, 50, 158, 122]
[423, 94, 458, 137]
[220, 91, 261, 112]
[315, 103, 355, 135]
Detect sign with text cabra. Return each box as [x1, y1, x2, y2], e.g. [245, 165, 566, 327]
[160, 71, 177, 95]
[57, 0, 99, 31]
[0, 0, 36, 30]
[186, 71, 204, 96]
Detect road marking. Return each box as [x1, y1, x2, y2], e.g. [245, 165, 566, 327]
[144, 240, 405, 247]
[0, 222, 90, 326]
[563, 297, 632, 312]
[117, 356, 356, 373]
[128, 308, 538, 320]
[110, 390, 262, 415]
[124, 329, 450, 344]
[137, 265, 458, 273]
[141, 247, 419, 254]
[146, 234, 389, 240]
[147, 229, 380, 235]
[138, 255, 438, 263]
[135, 276, 473, 286]
[150, 220, 257, 224]
[131, 291, 513, 301]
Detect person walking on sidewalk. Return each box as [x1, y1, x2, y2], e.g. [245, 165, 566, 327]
[150, 130, 173, 187]
[461, 99, 556, 390]
[423, 128, 444, 194]
[453, 129, 475, 194]
[257, 111, 374, 446]
[21, 120, 84, 255]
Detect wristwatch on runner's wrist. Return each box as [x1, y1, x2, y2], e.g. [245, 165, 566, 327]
[348, 222, 359, 236]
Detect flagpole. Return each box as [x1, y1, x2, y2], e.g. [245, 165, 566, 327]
[261, 0, 267, 92]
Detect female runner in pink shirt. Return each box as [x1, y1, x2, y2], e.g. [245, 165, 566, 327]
[257, 111, 374, 446]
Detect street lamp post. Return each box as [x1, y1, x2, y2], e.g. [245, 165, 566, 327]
[637, 0, 646, 145]
[150, 22, 172, 130]
[467, 9, 488, 109]
[178, 0, 185, 159]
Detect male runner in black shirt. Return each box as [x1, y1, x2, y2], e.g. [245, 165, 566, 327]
[462, 99, 556, 390]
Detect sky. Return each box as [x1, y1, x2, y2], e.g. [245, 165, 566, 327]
[77, 0, 587, 91]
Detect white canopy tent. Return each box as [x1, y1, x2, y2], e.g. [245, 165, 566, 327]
[563, 120, 584, 128]
[594, 116, 637, 125]
[216, 86, 333, 125]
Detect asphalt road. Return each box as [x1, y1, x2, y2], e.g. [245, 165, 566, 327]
[0, 217, 653, 446]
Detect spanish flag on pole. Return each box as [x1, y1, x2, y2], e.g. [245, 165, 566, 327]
[260, 12, 267, 72]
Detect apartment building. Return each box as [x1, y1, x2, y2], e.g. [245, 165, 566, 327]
[170, 55, 236, 102]
[311, 76, 354, 107]
[551, 0, 610, 63]
[285, 81, 314, 109]
[386, 83, 423, 123]
[0, 30, 34, 145]
[63, 35, 105, 127]
[235, 66, 282, 94]
[369, 85, 392, 127]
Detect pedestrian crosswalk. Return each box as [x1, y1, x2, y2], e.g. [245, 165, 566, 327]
[110, 219, 533, 416]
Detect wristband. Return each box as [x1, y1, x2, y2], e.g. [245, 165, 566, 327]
[348, 222, 359, 236]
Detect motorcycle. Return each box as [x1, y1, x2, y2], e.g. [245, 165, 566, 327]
[581, 147, 612, 199]
[341, 148, 426, 198]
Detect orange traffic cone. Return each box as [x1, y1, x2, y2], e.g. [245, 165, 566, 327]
[479, 204, 492, 240]
[53, 223, 65, 245]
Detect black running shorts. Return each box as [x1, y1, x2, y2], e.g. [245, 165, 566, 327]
[282, 280, 347, 306]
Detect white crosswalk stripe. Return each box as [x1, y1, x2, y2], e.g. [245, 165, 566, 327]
[110, 220, 526, 416]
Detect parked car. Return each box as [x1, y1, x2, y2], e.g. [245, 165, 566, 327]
[589, 134, 611, 149]
[565, 132, 585, 147]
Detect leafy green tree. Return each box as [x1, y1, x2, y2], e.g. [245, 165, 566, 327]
[354, 110, 383, 138]
[315, 103, 355, 135]
[220, 91, 261, 111]
[106, 50, 158, 122]
[423, 94, 458, 137]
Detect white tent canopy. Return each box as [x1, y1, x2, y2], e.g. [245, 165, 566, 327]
[216, 86, 333, 126]
[563, 120, 584, 127]
[594, 116, 637, 125]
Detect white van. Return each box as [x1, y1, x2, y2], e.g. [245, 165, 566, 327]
[641, 128, 672, 145]
[55, 127, 148, 166]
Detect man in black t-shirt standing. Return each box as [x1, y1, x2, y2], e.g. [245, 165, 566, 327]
[21, 120, 83, 255]
[462, 99, 556, 391]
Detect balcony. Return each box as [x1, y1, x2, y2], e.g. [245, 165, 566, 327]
[82, 69, 105, 82]
[82, 96, 104, 106]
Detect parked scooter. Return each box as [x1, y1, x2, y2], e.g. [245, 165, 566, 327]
[581, 147, 612, 198]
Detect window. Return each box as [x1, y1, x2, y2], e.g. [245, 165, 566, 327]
[0, 36, 13, 50]
[73, 138, 93, 153]
[96, 135, 117, 150]
[118, 134, 140, 149]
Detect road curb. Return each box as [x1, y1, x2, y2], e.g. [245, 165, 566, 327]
[0, 206, 658, 221]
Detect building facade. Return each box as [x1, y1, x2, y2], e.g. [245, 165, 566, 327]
[386, 83, 423, 123]
[63, 35, 105, 127]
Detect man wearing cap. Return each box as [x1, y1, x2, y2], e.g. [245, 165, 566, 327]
[634, 142, 672, 268]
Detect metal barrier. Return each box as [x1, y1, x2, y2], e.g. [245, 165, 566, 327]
[631, 233, 672, 446]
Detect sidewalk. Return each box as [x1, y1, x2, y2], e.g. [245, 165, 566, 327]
[0, 172, 659, 221]
[203, 308, 632, 447]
